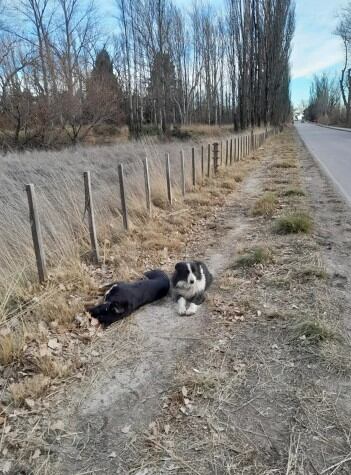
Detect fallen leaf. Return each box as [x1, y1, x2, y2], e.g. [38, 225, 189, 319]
[181, 386, 188, 397]
[164, 424, 170, 434]
[108, 451, 117, 458]
[121, 425, 131, 434]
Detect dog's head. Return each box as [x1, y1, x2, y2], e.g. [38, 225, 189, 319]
[173, 261, 202, 290]
[87, 287, 130, 325]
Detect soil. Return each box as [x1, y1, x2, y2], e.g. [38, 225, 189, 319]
[3, 127, 351, 475]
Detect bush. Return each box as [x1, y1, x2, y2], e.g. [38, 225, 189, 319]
[274, 212, 312, 234]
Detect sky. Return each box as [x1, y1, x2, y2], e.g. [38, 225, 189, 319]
[291, 0, 346, 108]
[101, 0, 347, 108]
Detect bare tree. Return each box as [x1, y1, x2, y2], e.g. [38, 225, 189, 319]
[335, 3, 351, 125]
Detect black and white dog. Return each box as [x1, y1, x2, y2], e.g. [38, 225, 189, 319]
[87, 270, 170, 326]
[171, 261, 213, 316]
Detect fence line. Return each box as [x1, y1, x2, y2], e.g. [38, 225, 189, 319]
[23, 127, 279, 282]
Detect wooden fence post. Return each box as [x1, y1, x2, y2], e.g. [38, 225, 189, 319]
[166, 153, 172, 204]
[201, 145, 204, 177]
[230, 138, 233, 165]
[83, 171, 100, 264]
[207, 144, 211, 177]
[118, 163, 129, 231]
[225, 139, 228, 166]
[180, 150, 186, 196]
[192, 147, 196, 187]
[26, 184, 48, 283]
[143, 157, 151, 216]
[213, 142, 219, 174]
[220, 141, 223, 166]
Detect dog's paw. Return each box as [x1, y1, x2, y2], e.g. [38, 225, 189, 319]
[185, 303, 199, 316]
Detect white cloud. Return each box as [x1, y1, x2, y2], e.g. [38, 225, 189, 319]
[291, 0, 346, 79]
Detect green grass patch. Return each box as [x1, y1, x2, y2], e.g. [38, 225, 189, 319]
[252, 193, 278, 217]
[234, 247, 273, 268]
[283, 188, 305, 197]
[291, 320, 336, 344]
[273, 212, 312, 234]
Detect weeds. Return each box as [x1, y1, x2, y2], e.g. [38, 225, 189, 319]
[274, 212, 312, 234]
[291, 319, 336, 343]
[283, 188, 305, 197]
[273, 161, 297, 169]
[0, 330, 26, 365]
[234, 246, 273, 268]
[9, 374, 51, 406]
[294, 266, 327, 281]
[252, 192, 278, 217]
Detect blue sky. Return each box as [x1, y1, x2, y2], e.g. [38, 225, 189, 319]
[291, 0, 346, 107]
[101, 0, 347, 107]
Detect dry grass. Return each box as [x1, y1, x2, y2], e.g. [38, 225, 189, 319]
[252, 192, 278, 216]
[35, 355, 73, 378]
[273, 161, 297, 169]
[0, 329, 26, 365]
[9, 374, 51, 406]
[294, 266, 327, 281]
[274, 212, 312, 234]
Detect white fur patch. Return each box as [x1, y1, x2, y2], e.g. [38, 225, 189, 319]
[104, 284, 118, 300]
[177, 297, 187, 316]
[186, 303, 198, 315]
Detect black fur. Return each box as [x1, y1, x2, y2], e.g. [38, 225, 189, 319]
[87, 270, 170, 325]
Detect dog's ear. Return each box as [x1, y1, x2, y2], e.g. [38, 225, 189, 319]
[175, 262, 183, 271]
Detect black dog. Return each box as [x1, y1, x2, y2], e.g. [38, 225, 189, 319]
[87, 270, 170, 325]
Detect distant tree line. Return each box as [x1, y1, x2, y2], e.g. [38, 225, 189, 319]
[0, 0, 295, 149]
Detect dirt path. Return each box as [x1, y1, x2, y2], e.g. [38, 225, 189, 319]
[48, 155, 264, 474]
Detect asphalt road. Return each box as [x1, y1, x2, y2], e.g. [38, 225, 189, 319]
[295, 122, 351, 204]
